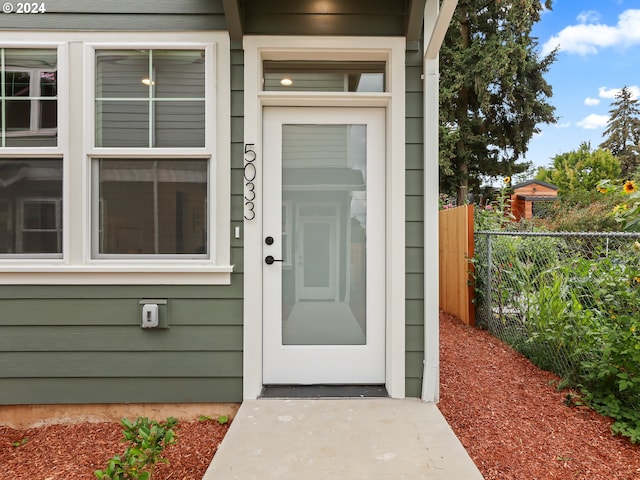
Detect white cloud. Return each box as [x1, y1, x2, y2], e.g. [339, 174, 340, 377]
[577, 10, 601, 24]
[542, 9, 640, 56]
[577, 114, 609, 129]
[584, 97, 600, 106]
[598, 85, 640, 100]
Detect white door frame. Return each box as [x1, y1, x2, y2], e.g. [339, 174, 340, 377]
[242, 36, 406, 399]
[262, 107, 386, 385]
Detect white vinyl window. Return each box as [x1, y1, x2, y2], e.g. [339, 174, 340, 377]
[0, 32, 231, 284]
[91, 48, 209, 258]
[0, 48, 62, 257]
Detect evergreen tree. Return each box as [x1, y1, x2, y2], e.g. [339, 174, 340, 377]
[599, 86, 640, 177]
[439, 0, 557, 205]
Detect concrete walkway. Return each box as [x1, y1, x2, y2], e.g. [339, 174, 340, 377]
[203, 398, 484, 479]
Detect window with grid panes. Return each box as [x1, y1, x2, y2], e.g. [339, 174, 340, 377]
[0, 48, 61, 256]
[93, 49, 208, 257]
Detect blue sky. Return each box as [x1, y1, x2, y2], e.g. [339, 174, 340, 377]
[523, 0, 640, 171]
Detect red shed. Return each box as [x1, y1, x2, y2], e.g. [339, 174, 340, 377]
[511, 180, 558, 221]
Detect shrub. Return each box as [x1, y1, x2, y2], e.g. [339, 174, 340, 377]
[95, 417, 178, 480]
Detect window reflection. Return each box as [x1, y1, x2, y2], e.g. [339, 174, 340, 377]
[0, 159, 62, 255]
[97, 159, 208, 255]
[263, 61, 385, 92]
[281, 124, 368, 345]
[0, 49, 58, 147]
[95, 50, 205, 148]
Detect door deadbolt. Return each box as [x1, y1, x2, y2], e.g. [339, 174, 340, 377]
[265, 236, 274, 245]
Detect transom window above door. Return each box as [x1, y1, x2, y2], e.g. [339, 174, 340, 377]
[263, 61, 386, 92]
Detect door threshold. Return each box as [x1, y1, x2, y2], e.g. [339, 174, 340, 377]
[260, 384, 388, 399]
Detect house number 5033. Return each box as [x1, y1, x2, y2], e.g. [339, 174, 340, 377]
[243, 144, 257, 220]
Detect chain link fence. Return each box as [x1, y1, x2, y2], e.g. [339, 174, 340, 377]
[475, 231, 640, 379]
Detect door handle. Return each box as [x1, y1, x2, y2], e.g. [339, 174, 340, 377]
[265, 255, 283, 265]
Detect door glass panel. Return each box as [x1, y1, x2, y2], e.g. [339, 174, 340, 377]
[281, 124, 367, 345]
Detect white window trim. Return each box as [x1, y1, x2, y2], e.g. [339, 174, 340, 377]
[242, 36, 406, 399]
[0, 32, 231, 285]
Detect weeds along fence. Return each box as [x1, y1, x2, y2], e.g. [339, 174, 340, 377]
[474, 230, 640, 440]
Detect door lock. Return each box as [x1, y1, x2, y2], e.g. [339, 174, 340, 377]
[265, 236, 274, 245]
[265, 255, 283, 265]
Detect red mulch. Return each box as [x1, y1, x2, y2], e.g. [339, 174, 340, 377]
[1, 312, 639, 479]
[439, 311, 640, 479]
[0, 419, 229, 480]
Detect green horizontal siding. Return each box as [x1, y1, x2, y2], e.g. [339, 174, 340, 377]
[0, 0, 225, 30]
[405, 248, 424, 274]
[405, 378, 422, 398]
[0, 298, 241, 326]
[405, 325, 424, 351]
[1, 378, 242, 404]
[406, 221, 424, 248]
[0, 283, 242, 300]
[0, 326, 242, 351]
[405, 143, 424, 170]
[3, 352, 242, 377]
[405, 351, 424, 378]
[405, 39, 425, 398]
[405, 299, 424, 323]
[406, 171, 423, 196]
[45, 0, 224, 14]
[0, 290, 244, 405]
[0, 38, 245, 406]
[406, 196, 424, 222]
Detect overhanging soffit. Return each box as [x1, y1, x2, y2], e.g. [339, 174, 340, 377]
[222, 1, 433, 42]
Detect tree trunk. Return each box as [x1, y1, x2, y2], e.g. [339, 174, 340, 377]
[455, 13, 471, 207]
[457, 162, 469, 206]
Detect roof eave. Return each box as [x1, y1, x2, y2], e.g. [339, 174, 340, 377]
[222, 0, 244, 42]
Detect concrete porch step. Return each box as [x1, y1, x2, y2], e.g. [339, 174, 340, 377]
[204, 398, 484, 479]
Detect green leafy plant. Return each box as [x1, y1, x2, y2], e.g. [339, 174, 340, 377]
[477, 228, 640, 443]
[198, 414, 229, 425]
[474, 179, 516, 231]
[94, 417, 178, 480]
[11, 437, 28, 447]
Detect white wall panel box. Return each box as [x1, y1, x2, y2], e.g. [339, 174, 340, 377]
[139, 299, 169, 329]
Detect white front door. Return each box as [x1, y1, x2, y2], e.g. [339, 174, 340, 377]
[262, 107, 385, 384]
